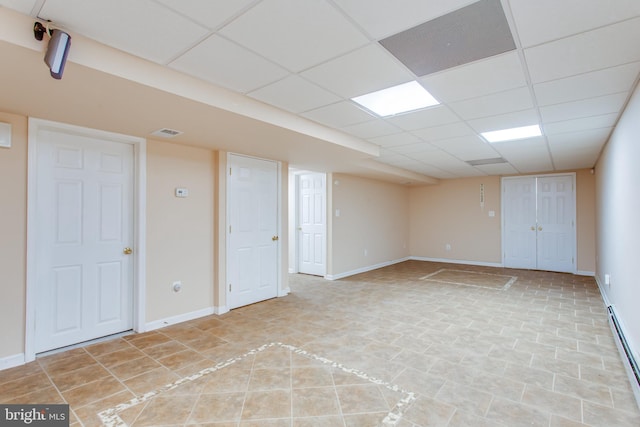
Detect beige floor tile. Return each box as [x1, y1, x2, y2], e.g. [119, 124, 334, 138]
[241, 389, 291, 420]
[335, 384, 389, 414]
[292, 386, 341, 418]
[402, 396, 456, 426]
[187, 392, 246, 423]
[2, 261, 638, 427]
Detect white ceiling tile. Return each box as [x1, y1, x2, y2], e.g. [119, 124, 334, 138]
[467, 109, 540, 134]
[552, 152, 600, 171]
[0, 0, 38, 14]
[169, 35, 288, 93]
[448, 87, 534, 120]
[410, 149, 463, 165]
[247, 75, 341, 113]
[40, 0, 210, 64]
[543, 113, 618, 135]
[219, 0, 369, 72]
[332, 0, 477, 39]
[524, 17, 640, 83]
[420, 52, 527, 103]
[509, 0, 640, 48]
[539, 92, 628, 123]
[408, 164, 458, 179]
[369, 132, 421, 148]
[154, 0, 256, 30]
[389, 142, 439, 155]
[490, 136, 553, 172]
[301, 44, 413, 98]
[474, 163, 519, 175]
[411, 122, 474, 142]
[387, 105, 459, 131]
[302, 101, 374, 128]
[549, 130, 608, 170]
[342, 119, 401, 139]
[431, 135, 500, 161]
[547, 128, 610, 152]
[534, 62, 640, 106]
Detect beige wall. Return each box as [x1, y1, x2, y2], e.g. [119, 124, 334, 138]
[575, 169, 596, 273]
[408, 172, 596, 271]
[329, 174, 410, 277]
[409, 176, 502, 264]
[146, 140, 215, 322]
[0, 112, 27, 359]
[596, 82, 640, 363]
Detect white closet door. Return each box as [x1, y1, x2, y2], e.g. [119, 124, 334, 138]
[227, 154, 279, 310]
[34, 129, 134, 353]
[536, 175, 575, 272]
[298, 173, 326, 276]
[503, 175, 575, 273]
[503, 177, 537, 269]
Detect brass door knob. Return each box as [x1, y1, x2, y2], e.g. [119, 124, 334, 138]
[272, 236, 279, 241]
[530, 226, 535, 231]
[123, 247, 133, 255]
[538, 226, 543, 231]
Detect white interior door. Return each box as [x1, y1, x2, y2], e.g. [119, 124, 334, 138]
[227, 154, 279, 310]
[503, 177, 537, 269]
[536, 175, 575, 272]
[34, 129, 134, 353]
[503, 174, 575, 273]
[298, 173, 326, 276]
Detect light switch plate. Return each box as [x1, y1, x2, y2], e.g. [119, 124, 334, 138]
[0, 122, 11, 148]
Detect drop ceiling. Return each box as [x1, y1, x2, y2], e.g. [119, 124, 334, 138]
[1, 0, 639, 181]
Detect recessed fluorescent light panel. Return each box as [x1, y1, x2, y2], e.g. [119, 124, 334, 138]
[352, 81, 440, 117]
[481, 124, 542, 143]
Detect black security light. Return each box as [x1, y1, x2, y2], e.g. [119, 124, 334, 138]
[34, 21, 72, 80]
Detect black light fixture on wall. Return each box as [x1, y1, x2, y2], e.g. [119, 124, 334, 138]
[34, 21, 71, 80]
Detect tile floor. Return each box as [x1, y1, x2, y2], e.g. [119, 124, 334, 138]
[1, 261, 639, 426]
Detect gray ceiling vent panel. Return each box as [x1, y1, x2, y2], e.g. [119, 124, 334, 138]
[466, 157, 507, 166]
[379, 0, 516, 77]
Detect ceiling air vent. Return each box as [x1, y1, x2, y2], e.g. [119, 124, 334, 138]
[151, 128, 183, 138]
[466, 157, 507, 166]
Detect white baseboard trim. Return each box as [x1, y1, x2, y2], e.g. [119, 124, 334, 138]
[325, 257, 410, 281]
[576, 270, 595, 276]
[214, 305, 229, 315]
[279, 287, 291, 297]
[595, 276, 640, 409]
[288, 268, 295, 274]
[410, 256, 503, 268]
[145, 307, 215, 332]
[0, 353, 26, 371]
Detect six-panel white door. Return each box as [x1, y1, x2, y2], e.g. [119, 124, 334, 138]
[536, 175, 575, 272]
[503, 175, 575, 273]
[503, 177, 537, 269]
[34, 129, 134, 353]
[298, 173, 326, 276]
[227, 154, 279, 310]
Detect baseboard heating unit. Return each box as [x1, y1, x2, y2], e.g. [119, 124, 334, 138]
[607, 305, 640, 407]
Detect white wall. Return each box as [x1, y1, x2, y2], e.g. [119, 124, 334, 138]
[596, 82, 640, 364]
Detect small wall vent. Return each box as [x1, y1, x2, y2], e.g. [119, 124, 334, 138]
[151, 128, 183, 138]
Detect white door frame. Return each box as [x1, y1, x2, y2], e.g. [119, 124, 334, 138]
[501, 172, 576, 273]
[225, 152, 283, 310]
[25, 118, 146, 362]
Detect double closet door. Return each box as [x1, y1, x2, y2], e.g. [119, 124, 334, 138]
[502, 174, 575, 273]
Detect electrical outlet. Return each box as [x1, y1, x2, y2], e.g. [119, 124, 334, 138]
[445, 243, 452, 251]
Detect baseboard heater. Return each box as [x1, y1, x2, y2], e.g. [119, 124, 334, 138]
[608, 306, 640, 387]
